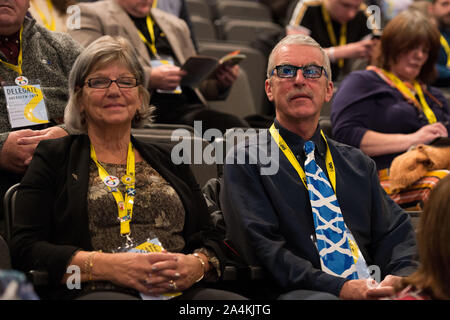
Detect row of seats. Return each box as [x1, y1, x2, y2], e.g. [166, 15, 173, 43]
[186, 0, 282, 119]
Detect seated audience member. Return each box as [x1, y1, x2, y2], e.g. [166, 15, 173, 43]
[286, 0, 379, 81]
[220, 34, 418, 300]
[331, 9, 450, 208]
[68, 0, 249, 133]
[431, 0, 450, 87]
[28, 0, 76, 32]
[386, 174, 450, 300]
[11, 36, 247, 301]
[0, 0, 82, 236]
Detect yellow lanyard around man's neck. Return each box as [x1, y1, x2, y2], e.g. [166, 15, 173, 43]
[381, 69, 437, 124]
[321, 3, 346, 69]
[31, 0, 56, 31]
[0, 25, 24, 75]
[440, 35, 450, 68]
[137, 14, 158, 57]
[90, 142, 136, 236]
[269, 124, 337, 192]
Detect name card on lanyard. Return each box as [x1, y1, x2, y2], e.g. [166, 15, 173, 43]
[3, 76, 50, 129]
[0, 25, 50, 129]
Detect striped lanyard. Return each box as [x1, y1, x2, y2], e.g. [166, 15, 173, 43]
[90, 142, 136, 237]
[269, 124, 336, 192]
[0, 25, 24, 75]
[321, 4, 347, 69]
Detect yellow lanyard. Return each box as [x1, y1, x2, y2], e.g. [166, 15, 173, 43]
[31, 0, 56, 31]
[269, 124, 337, 191]
[90, 142, 136, 236]
[321, 3, 347, 69]
[381, 69, 437, 124]
[137, 15, 158, 57]
[440, 35, 450, 68]
[0, 25, 24, 75]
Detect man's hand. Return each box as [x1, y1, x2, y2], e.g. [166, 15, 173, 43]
[337, 38, 378, 60]
[340, 276, 399, 300]
[149, 64, 187, 91]
[0, 127, 68, 173]
[215, 64, 240, 90]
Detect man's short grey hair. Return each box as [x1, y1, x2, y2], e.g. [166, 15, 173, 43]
[64, 35, 153, 134]
[266, 34, 332, 81]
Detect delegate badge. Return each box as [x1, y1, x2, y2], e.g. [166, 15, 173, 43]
[3, 77, 50, 129]
[103, 175, 120, 188]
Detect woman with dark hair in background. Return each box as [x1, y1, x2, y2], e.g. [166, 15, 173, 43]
[331, 9, 450, 209]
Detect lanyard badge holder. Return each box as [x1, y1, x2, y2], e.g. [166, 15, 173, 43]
[0, 26, 50, 129]
[3, 76, 50, 129]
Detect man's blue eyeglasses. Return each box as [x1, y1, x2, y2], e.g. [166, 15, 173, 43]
[271, 64, 328, 79]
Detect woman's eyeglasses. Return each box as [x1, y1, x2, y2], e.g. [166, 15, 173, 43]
[271, 64, 328, 79]
[85, 77, 139, 89]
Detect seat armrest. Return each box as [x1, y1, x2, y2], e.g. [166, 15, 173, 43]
[27, 270, 48, 286]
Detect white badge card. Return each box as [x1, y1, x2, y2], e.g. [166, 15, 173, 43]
[3, 77, 50, 129]
[150, 59, 182, 94]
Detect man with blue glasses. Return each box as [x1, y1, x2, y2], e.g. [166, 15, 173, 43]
[220, 34, 418, 300]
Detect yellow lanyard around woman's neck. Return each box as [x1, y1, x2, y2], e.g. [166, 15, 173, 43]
[321, 3, 346, 69]
[90, 142, 136, 236]
[440, 35, 450, 68]
[269, 124, 337, 192]
[381, 69, 437, 124]
[0, 25, 24, 75]
[31, 0, 56, 31]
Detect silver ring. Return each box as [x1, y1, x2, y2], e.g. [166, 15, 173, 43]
[169, 280, 177, 291]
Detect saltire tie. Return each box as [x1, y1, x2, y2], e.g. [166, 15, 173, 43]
[303, 141, 358, 279]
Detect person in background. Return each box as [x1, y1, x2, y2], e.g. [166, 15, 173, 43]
[331, 9, 450, 209]
[0, 0, 82, 237]
[11, 35, 247, 301]
[286, 0, 379, 81]
[431, 0, 450, 87]
[220, 34, 418, 300]
[386, 174, 450, 300]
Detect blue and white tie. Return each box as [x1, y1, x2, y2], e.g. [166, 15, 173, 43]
[303, 141, 358, 279]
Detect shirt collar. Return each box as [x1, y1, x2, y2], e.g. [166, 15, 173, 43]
[273, 118, 327, 158]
